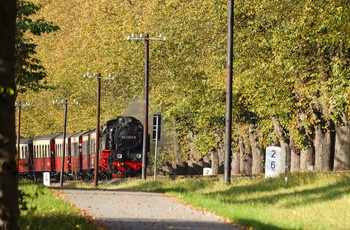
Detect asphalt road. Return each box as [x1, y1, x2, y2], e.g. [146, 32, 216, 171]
[60, 189, 242, 230]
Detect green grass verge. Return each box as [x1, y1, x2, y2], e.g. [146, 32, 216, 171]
[18, 180, 101, 230]
[20, 172, 350, 230]
[71, 172, 350, 230]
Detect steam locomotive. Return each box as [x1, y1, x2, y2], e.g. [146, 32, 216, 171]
[17, 116, 148, 180]
[100, 116, 146, 178]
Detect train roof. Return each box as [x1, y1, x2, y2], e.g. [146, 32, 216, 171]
[33, 133, 61, 141]
[55, 132, 76, 139]
[72, 130, 90, 137]
[20, 137, 33, 144]
[83, 129, 96, 135]
[70, 130, 91, 141]
[81, 129, 96, 139]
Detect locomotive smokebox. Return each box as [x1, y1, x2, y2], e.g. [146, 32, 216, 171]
[116, 126, 141, 151]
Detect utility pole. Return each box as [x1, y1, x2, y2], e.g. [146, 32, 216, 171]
[53, 99, 78, 188]
[15, 102, 30, 159]
[83, 72, 114, 187]
[224, 0, 234, 184]
[127, 33, 166, 180]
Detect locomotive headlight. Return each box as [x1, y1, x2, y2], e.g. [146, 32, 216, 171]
[136, 153, 142, 159]
[117, 153, 123, 159]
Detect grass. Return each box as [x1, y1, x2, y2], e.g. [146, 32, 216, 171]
[18, 180, 102, 230]
[68, 172, 350, 230]
[19, 172, 350, 230]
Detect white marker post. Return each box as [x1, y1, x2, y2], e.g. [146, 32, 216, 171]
[43, 172, 50, 186]
[203, 168, 212, 176]
[265, 146, 281, 178]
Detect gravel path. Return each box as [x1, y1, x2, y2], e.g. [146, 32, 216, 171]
[60, 189, 242, 230]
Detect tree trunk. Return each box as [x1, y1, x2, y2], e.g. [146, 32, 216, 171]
[271, 116, 290, 174]
[172, 118, 186, 174]
[313, 43, 335, 171]
[289, 137, 300, 172]
[231, 126, 240, 174]
[210, 150, 219, 175]
[248, 123, 264, 174]
[300, 147, 314, 170]
[231, 150, 240, 174]
[290, 149, 300, 172]
[0, 1, 19, 229]
[314, 120, 334, 171]
[211, 130, 224, 174]
[238, 131, 252, 175]
[334, 113, 350, 171]
[217, 147, 225, 174]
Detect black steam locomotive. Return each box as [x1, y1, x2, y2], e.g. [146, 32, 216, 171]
[100, 116, 148, 178]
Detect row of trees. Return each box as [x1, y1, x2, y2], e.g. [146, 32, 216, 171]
[16, 0, 350, 177]
[233, 0, 350, 173]
[2, 0, 350, 226]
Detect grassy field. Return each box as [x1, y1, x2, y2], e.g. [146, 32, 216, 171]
[18, 180, 102, 230]
[20, 172, 350, 230]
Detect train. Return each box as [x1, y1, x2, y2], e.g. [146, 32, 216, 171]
[17, 116, 148, 181]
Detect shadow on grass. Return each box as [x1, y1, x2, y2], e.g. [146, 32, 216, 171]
[235, 218, 290, 230]
[18, 213, 100, 230]
[207, 173, 350, 208]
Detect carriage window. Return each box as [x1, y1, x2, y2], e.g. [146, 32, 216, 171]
[74, 143, 78, 156]
[72, 143, 75, 156]
[82, 140, 87, 154]
[21, 146, 24, 159]
[24, 146, 28, 159]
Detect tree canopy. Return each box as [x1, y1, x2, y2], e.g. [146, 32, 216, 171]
[16, 0, 350, 172]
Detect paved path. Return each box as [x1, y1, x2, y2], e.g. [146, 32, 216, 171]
[60, 189, 242, 230]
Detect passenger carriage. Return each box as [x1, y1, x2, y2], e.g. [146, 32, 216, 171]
[70, 131, 89, 179]
[81, 129, 97, 176]
[32, 133, 60, 179]
[18, 137, 34, 178]
[55, 133, 75, 176]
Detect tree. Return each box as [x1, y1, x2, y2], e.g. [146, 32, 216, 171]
[0, 0, 20, 229]
[15, 0, 59, 95]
